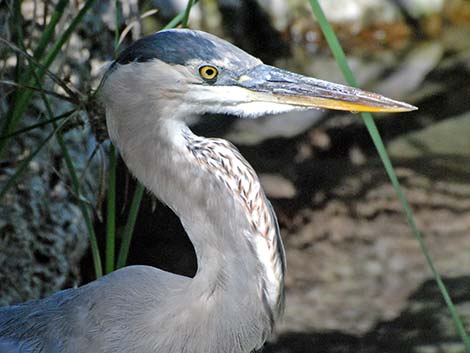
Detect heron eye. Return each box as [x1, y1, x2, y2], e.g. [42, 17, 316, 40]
[199, 65, 218, 81]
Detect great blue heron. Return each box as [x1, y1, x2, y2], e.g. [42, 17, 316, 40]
[0, 29, 415, 353]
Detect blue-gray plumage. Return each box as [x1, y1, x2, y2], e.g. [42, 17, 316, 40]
[0, 29, 415, 353]
[116, 29, 257, 67]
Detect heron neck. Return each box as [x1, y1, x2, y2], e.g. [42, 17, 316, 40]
[108, 114, 283, 310]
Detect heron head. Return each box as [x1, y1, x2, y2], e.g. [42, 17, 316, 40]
[101, 29, 416, 121]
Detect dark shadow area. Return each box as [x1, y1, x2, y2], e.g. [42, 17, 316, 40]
[81, 157, 197, 283]
[218, 0, 290, 64]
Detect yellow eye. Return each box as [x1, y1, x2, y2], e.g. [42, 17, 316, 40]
[199, 65, 218, 81]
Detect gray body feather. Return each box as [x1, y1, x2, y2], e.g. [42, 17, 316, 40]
[0, 262, 271, 352]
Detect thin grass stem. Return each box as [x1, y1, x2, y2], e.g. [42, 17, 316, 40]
[32, 0, 68, 60]
[116, 183, 144, 269]
[105, 145, 117, 274]
[102, 0, 122, 274]
[163, 0, 198, 29]
[0, 110, 74, 140]
[0, 79, 78, 103]
[181, 0, 195, 28]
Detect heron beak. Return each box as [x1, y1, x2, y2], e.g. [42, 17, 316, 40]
[237, 64, 417, 113]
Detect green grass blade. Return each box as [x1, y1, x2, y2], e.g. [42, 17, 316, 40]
[32, 0, 69, 59]
[163, 0, 198, 29]
[0, 110, 74, 140]
[0, 79, 77, 103]
[55, 126, 103, 279]
[105, 145, 117, 274]
[163, 12, 185, 30]
[308, 1, 357, 85]
[102, 0, 122, 274]
[11, 0, 25, 58]
[116, 183, 144, 269]
[52, 0, 100, 278]
[181, 0, 195, 28]
[308, 1, 470, 350]
[41, 0, 96, 77]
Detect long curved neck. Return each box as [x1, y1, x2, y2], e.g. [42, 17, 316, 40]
[107, 111, 284, 348]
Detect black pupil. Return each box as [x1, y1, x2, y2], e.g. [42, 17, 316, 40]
[205, 68, 214, 76]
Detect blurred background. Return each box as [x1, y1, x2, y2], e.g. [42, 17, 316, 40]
[1, 0, 470, 352]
